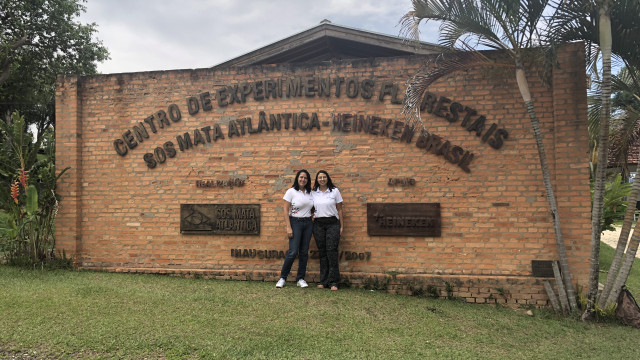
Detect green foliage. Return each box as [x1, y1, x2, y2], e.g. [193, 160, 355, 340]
[0, 0, 109, 135]
[0, 0, 103, 268]
[613, 86, 640, 113]
[603, 66, 640, 176]
[0, 112, 70, 267]
[576, 283, 617, 322]
[444, 281, 455, 300]
[385, 270, 400, 279]
[0, 211, 9, 242]
[25, 185, 38, 215]
[408, 280, 426, 297]
[42, 250, 74, 270]
[340, 275, 352, 288]
[408, 281, 441, 298]
[591, 173, 631, 232]
[362, 275, 390, 291]
[409, 285, 425, 297]
[494, 287, 510, 300]
[426, 284, 439, 298]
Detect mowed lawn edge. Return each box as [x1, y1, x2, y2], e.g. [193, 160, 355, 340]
[1, 241, 639, 359]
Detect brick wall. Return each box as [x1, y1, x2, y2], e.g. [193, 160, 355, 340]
[55, 43, 589, 306]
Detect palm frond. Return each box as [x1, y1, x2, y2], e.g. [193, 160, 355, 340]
[609, 108, 640, 175]
[614, 65, 640, 100]
[603, 64, 640, 173]
[587, 93, 602, 150]
[398, 11, 422, 45]
[547, 0, 596, 44]
[587, 45, 601, 83]
[612, 72, 637, 97]
[519, 0, 551, 46]
[549, 0, 640, 72]
[403, 50, 506, 132]
[609, 0, 640, 70]
[400, 0, 512, 52]
[590, 63, 640, 172]
[399, 0, 450, 44]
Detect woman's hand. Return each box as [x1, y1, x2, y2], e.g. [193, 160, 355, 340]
[286, 226, 293, 238]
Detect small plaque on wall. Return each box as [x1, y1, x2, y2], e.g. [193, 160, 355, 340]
[531, 260, 554, 278]
[180, 204, 260, 235]
[367, 203, 441, 237]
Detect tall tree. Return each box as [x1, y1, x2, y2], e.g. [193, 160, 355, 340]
[600, 66, 640, 308]
[0, 0, 109, 135]
[400, 0, 578, 311]
[550, 0, 640, 313]
[585, 0, 613, 321]
[0, 0, 107, 210]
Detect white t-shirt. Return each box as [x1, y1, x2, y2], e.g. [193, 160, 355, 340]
[311, 187, 343, 218]
[283, 187, 314, 218]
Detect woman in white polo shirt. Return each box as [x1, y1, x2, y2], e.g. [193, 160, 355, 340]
[311, 170, 344, 291]
[276, 169, 314, 288]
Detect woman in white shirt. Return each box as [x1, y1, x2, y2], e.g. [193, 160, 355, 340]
[276, 169, 314, 288]
[311, 170, 344, 290]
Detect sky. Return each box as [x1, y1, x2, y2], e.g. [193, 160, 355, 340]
[78, 0, 441, 74]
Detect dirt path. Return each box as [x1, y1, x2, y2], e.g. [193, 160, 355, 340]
[601, 226, 640, 258]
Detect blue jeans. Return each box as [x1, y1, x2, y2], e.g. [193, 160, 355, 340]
[280, 217, 313, 281]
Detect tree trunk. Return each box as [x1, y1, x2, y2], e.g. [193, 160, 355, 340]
[516, 63, 577, 311]
[543, 280, 562, 313]
[606, 223, 640, 307]
[599, 162, 640, 308]
[584, 3, 612, 320]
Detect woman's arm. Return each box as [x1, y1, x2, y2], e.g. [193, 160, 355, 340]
[283, 200, 293, 238]
[337, 202, 344, 236]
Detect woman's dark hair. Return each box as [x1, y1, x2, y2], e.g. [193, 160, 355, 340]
[313, 170, 336, 191]
[292, 169, 312, 193]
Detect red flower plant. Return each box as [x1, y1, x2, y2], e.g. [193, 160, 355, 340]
[10, 180, 19, 204]
[18, 168, 29, 188]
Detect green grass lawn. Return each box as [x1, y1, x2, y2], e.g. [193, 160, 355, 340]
[1, 243, 640, 360]
[600, 240, 640, 295]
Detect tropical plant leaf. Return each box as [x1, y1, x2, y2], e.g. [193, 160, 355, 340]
[403, 50, 504, 131]
[26, 185, 39, 215]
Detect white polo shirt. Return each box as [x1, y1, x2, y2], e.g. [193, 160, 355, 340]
[311, 187, 343, 218]
[283, 187, 314, 218]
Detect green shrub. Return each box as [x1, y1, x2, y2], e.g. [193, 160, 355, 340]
[591, 173, 632, 232]
[0, 112, 69, 267]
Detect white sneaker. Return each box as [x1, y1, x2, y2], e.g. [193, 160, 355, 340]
[276, 278, 286, 288]
[297, 279, 308, 288]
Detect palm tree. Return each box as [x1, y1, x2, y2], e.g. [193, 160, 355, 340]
[600, 65, 640, 308]
[550, 0, 640, 314]
[400, 0, 577, 311]
[581, 0, 612, 321]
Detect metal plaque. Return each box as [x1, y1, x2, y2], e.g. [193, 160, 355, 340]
[531, 260, 554, 278]
[367, 203, 441, 237]
[180, 204, 260, 235]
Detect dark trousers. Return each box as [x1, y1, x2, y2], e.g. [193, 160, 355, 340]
[280, 217, 313, 281]
[313, 217, 341, 287]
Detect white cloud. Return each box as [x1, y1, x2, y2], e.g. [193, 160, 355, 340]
[79, 0, 441, 74]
